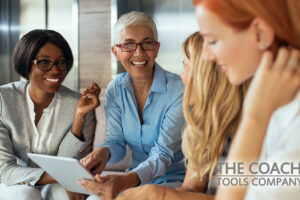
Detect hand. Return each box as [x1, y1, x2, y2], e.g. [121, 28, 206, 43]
[75, 82, 101, 118]
[243, 48, 300, 121]
[78, 174, 128, 200]
[116, 184, 163, 200]
[65, 190, 88, 200]
[80, 147, 110, 175]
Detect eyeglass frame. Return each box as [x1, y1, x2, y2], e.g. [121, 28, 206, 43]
[32, 59, 71, 72]
[115, 41, 159, 52]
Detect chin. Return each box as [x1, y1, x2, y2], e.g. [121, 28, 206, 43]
[46, 87, 60, 94]
[228, 74, 245, 86]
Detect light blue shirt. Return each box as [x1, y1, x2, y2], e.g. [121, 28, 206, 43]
[102, 63, 186, 185]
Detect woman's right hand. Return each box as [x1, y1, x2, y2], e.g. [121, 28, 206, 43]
[80, 147, 110, 175]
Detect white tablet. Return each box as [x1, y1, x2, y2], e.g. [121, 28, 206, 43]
[28, 153, 126, 195]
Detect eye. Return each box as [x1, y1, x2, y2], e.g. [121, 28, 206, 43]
[123, 42, 135, 47]
[58, 60, 67, 65]
[38, 60, 51, 64]
[207, 40, 217, 45]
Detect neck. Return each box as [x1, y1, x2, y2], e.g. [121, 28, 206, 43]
[132, 77, 153, 95]
[29, 84, 54, 109]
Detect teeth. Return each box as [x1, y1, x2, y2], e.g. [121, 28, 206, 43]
[132, 61, 146, 65]
[46, 78, 59, 83]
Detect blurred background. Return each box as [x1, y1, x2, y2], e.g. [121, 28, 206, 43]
[0, 0, 198, 93]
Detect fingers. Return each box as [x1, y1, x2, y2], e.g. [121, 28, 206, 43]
[272, 47, 300, 72]
[273, 47, 289, 70]
[78, 179, 104, 195]
[91, 162, 106, 175]
[288, 49, 300, 74]
[257, 51, 273, 74]
[95, 174, 109, 183]
[83, 82, 101, 97]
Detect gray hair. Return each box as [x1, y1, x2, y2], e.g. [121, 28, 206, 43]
[113, 11, 158, 44]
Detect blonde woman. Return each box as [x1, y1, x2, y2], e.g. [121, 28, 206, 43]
[115, 32, 248, 200]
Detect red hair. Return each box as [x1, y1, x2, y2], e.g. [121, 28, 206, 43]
[193, 0, 300, 48]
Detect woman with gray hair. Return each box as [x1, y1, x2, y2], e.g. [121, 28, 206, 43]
[78, 11, 186, 200]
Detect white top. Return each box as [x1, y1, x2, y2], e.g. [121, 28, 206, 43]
[26, 84, 58, 154]
[245, 90, 300, 200]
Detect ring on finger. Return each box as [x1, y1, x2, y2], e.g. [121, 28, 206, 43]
[97, 189, 101, 196]
[288, 58, 299, 69]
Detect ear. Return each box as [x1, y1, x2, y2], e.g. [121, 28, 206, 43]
[111, 45, 120, 61]
[251, 17, 275, 50]
[154, 42, 160, 58]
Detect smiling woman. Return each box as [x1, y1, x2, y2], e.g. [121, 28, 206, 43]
[78, 11, 186, 200]
[0, 29, 100, 200]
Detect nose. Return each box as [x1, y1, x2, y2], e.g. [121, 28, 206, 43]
[134, 44, 145, 56]
[49, 63, 60, 73]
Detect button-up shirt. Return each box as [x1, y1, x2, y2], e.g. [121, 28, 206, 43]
[26, 84, 57, 154]
[102, 63, 186, 185]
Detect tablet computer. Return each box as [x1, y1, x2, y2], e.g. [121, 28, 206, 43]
[28, 153, 95, 194]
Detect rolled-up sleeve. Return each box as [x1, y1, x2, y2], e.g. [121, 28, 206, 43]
[132, 94, 185, 184]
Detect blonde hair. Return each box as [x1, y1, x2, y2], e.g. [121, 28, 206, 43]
[193, 0, 300, 48]
[181, 32, 249, 180]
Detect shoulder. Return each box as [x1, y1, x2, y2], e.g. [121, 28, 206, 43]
[0, 81, 28, 101]
[58, 85, 81, 99]
[0, 81, 28, 116]
[0, 80, 27, 94]
[106, 72, 128, 94]
[162, 68, 185, 97]
[58, 85, 81, 101]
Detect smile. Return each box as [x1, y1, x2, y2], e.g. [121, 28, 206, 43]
[131, 61, 147, 66]
[45, 78, 60, 83]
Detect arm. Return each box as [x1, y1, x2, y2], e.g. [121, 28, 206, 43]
[131, 93, 185, 185]
[115, 168, 214, 200]
[99, 81, 127, 164]
[80, 81, 127, 174]
[216, 49, 300, 199]
[57, 83, 99, 158]
[177, 168, 208, 193]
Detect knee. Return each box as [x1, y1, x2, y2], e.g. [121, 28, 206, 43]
[9, 186, 41, 200]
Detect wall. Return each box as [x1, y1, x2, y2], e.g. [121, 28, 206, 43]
[79, 0, 112, 94]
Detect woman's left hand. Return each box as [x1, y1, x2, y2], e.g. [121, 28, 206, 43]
[115, 184, 162, 200]
[78, 174, 128, 200]
[75, 82, 101, 118]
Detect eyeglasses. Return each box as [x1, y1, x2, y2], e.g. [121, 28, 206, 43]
[32, 59, 71, 71]
[115, 41, 159, 52]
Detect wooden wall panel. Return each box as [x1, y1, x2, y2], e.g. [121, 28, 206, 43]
[79, 0, 111, 95]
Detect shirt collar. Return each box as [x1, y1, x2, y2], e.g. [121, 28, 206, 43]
[26, 83, 58, 113]
[121, 63, 167, 93]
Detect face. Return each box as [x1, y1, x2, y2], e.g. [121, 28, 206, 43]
[196, 5, 263, 85]
[181, 55, 190, 86]
[29, 42, 68, 95]
[112, 25, 160, 81]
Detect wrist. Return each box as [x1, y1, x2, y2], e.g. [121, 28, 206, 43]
[243, 105, 274, 124]
[101, 147, 111, 163]
[123, 172, 140, 188]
